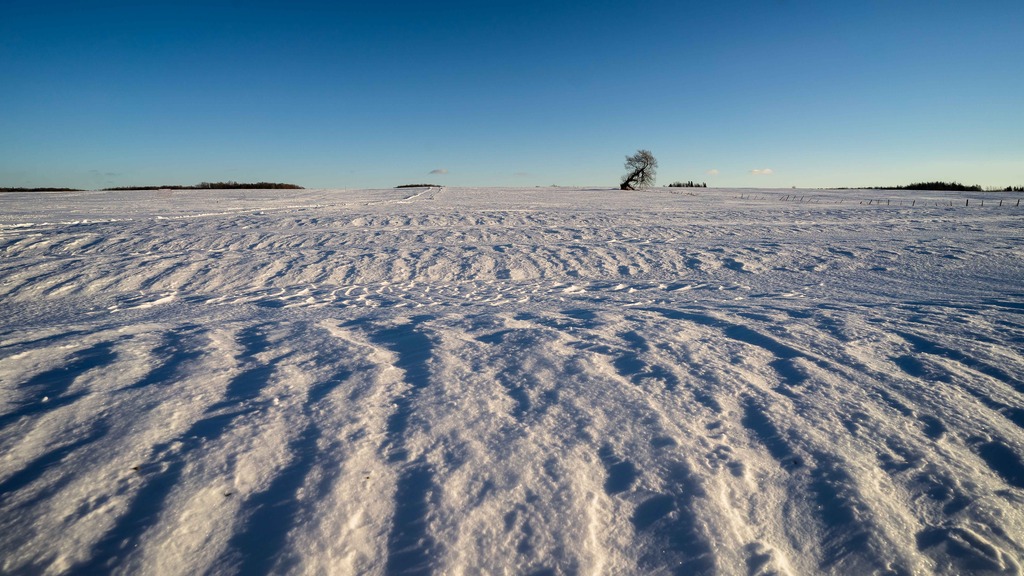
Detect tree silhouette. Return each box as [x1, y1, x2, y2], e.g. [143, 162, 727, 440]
[620, 150, 657, 190]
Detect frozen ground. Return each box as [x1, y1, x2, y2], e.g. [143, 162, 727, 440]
[1, 186, 1023, 575]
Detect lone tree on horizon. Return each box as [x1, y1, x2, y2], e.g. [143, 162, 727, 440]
[620, 149, 657, 190]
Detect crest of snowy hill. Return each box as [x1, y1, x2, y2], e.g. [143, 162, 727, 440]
[1, 186, 1023, 574]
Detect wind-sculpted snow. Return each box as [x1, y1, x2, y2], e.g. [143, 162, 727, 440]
[1, 186, 1023, 574]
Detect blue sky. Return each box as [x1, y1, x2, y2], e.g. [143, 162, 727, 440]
[2, 0, 1021, 189]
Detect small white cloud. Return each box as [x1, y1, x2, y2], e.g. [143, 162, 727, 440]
[429, 168, 448, 175]
[750, 168, 774, 175]
[706, 169, 719, 176]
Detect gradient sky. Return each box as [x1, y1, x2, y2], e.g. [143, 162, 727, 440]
[2, 0, 1022, 190]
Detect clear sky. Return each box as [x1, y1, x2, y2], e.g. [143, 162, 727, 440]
[2, 0, 1022, 190]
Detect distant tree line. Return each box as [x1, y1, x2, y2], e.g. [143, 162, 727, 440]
[667, 181, 707, 188]
[871, 181, 982, 192]
[0, 187, 84, 192]
[395, 183, 440, 188]
[102, 181, 303, 191]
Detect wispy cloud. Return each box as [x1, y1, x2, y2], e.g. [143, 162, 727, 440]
[429, 168, 448, 175]
[706, 169, 719, 176]
[88, 169, 122, 185]
[513, 171, 532, 177]
[750, 168, 774, 175]
[89, 169, 122, 177]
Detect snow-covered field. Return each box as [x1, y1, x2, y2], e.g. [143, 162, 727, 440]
[2, 186, 1023, 575]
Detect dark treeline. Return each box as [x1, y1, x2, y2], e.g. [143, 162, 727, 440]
[835, 181, 1024, 192]
[103, 181, 303, 191]
[858, 182, 1023, 192]
[667, 181, 707, 188]
[395, 183, 440, 188]
[876, 181, 982, 192]
[1, 187, 85, 192]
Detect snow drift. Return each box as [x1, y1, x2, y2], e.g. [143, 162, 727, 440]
[1, 186, 1023, 574]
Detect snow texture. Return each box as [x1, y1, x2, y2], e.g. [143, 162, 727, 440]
[1, 186, 1023, 575]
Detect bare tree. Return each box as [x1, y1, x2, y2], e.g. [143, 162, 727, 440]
[620, 149, 657, 190]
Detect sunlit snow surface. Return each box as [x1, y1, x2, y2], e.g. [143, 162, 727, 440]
[2, 186, 1023, 574]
